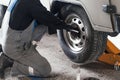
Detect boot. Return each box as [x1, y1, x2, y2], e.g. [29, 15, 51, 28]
[0, 45, 14, 78]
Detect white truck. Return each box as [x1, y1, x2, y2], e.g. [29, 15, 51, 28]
[0, 0, 120, 64]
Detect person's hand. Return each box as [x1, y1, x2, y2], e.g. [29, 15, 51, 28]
[63, 25, 80, 37]
[65, 25, 79, 33]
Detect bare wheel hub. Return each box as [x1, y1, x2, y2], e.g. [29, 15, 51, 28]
[64, 16, 86, 52]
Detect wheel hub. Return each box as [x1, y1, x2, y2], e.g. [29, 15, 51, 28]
[64, 17, 86, 52]
[68, 23, 81, 44]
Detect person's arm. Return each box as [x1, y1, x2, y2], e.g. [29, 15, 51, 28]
[28, 0, 71, 30]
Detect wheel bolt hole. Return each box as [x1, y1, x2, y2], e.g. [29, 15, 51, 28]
[74, 19, 76, 21]
[80, 42, 83, 45]
[78, 21, 81, 24]
[76, 44, 79, 46]
[82, 27, 85, 31]
[82, 35, 85, 39]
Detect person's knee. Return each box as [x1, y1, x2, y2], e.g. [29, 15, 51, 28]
[2, 44, 23, 60]
[2, 44, 13, 57]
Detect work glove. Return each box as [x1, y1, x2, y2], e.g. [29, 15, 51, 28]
[65, 25, 79, 33]
[58, 20, 79, 33]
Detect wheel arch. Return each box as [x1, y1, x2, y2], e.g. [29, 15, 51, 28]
[50, 1, 94, 29]
[56, 4, 108, 63]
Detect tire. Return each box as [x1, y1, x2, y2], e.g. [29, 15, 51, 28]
[57, 5, 107, 64]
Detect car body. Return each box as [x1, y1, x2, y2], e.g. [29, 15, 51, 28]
[40, 0, 120, 63]
[40, 0, 120, 33]
[0, 0, 120, 64]
[1, 0, 120, 33]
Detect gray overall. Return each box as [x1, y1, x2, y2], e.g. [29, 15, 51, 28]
[2, 22, 51, 77]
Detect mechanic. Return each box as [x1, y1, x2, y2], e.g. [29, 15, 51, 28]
[0, 0, 77, 79]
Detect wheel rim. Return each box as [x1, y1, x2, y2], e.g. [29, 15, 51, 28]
[63, 14, 87, 52]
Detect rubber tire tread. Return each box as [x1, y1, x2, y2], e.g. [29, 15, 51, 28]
[57, 5, 107, 64]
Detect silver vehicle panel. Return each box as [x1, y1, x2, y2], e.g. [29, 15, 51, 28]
[42, 0, 113, 32]
[112, 0, 120, 14]
[1, 0, 117, 32]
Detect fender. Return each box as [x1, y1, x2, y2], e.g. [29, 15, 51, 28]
[50, 0, 113, 32]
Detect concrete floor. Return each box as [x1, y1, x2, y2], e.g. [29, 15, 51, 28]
[1, 34, 120, 80]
